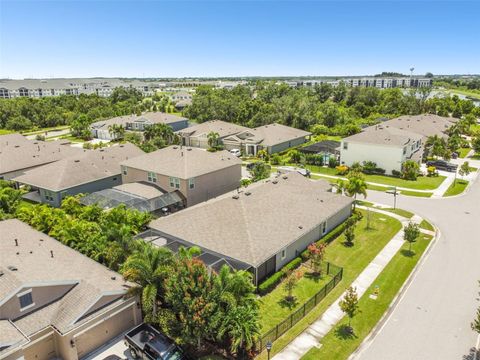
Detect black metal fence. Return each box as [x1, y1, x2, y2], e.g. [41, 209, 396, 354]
[255, 262, 343, 352]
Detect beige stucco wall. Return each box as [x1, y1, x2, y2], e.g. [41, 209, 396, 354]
[122, 163, 241, 207]
[0, 298, 141, 360]
[0, 284, 75, 320]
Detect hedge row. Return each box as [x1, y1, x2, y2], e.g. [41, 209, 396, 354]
[258, 257, 302, 295]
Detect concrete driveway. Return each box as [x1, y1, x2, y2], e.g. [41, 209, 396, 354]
[353, 177, 480, 360]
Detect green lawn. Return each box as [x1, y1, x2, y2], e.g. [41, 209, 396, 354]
[443, 179, 469, 197]
[419, 219, 435, 232]
[473, 153, 480, 160]
[398, 189, 433, 198]
[21, 125, 70, 136]
[259, 266, 333, 333]
[381, 208, 414, 219]
[256, 211, 402, 360]
[0, 129, 15, 135]
[302, 234, 433, 360]
[303, 165, 446, 191]
[457, 147, 471, 158]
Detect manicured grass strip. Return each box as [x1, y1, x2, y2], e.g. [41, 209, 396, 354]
[302, 234, 433, 360]
[382, 208, 414, 219]
[0, 129, 15, 135]
[362, 174, 446, 190]
[457, 147, 471, 158]
[259, 267, 333, 333]
[255, 211, 402, 360]
[419, 219, 434, 232]
[443, 179, 469, 197]
[21, 125, 70, 136]
[399, 189, 433, 198]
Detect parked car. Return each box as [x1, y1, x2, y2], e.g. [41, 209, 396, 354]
[125, 323, 186, 360]
[426, 160, 458, 172]
[230, 148, 241, 157]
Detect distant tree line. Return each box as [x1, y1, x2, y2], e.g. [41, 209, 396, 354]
[184, 82, 480, 137]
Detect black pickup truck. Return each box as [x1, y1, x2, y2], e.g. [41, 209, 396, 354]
[125, 324, 186, 360]
[426, 160, 458, 172]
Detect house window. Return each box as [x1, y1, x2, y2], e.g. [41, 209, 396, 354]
[321, 221, 327, 235]
[122, 166, 127, 176]
[147, 172, 157, 183]
[44, 190, 54, 202]
[343, 142, 348, 150]
[403, 147, 407, 155]
[18, 291, 34, 310]
[281, 249, 286, 260]
[188, 178, 195, 189]
[169, 177, 180, 189]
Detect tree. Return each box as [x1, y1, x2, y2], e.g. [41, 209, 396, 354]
[344, 220, 356, 246]
[459, 161, 471, 180]
[283, 270, 301, 302]
[472, 136, 480, 153]
[108, 123, 125, 140]
[249, 161, 271, 182]
[339, 286, 360, 329]
[207, 131, 220, 150]
[346, 175, 367, 209]
[472, 282, 480, 334]
[122, 242, 174, 321]
[402, 160, 420, 180]
[307, 242, 326, 276]
[70, 114, 92, 139]
[403, 222, 421, 253]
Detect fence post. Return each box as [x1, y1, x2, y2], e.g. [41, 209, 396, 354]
[276, 325, 279, 340]
[327, 262, 330, 275]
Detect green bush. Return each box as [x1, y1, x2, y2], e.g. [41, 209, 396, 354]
[258, 257, 302, 295]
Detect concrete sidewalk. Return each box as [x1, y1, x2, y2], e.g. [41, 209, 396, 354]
[272, 208, 413, 360]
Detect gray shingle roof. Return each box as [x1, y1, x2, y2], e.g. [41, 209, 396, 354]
[91, 112, 187, 130]
[13, 143, 144, 191]
[343, 126, 422, 147]
[0, 219, 132, 335]
[178, 120, 249, 138]
[149, 173, 352, 267]
[0, 134, 84, 175]
[383, 114, 458, 138]
[121, 145, 242, 179]
[244, 123, 311, 147]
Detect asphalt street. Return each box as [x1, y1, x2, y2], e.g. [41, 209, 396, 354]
[354, 178, 480, 360]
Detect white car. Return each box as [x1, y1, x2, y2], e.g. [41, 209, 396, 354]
[230, 149, 241, 157]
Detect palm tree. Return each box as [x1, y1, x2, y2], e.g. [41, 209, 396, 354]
[108, 124, 125, 140]
[122, 242, 174, 321]
[346, 176, 367, 210]
[207, 131, 220, 149]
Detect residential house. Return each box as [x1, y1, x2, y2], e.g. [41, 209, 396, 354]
[90, 112, 189, 141]
[340, 125, 423, 174]
[0, 219, 142, 360]
[147, 173, 353, 284]
[340, 114, 458, 174]
[299, 140, 341, 163]
[177, 120, 250, 149]
[170, 91, 192, 103]
[223, 123, 311, 155]
[120, 145, 242, 207]
[13, 143, 144, 207]
[0, 134, 83, 180]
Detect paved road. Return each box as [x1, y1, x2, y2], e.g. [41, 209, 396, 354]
[354, 175, 480, 360]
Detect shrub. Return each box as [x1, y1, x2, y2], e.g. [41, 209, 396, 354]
[328, 157, 338, 168]
[305, 153, 324, 166]
[258, 257, 302, 295]
[240, 178, 252, 187]
[336, 165, 349, 175]
[392, 169, 402, 177]
[35, 134, 46, 141]
[402, 160, 420, 180]
[270, 153, 281, 165]
[427, 166, 437, 177]
[362, 161, 377, 174]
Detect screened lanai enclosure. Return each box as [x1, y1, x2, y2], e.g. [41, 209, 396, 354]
[80, 183, 185, 215]
[136, 228, 254, 276]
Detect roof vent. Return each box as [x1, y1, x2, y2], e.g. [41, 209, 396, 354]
[187, 148, 192, 151]
[120, 145, 124, 148]
[232, 194, 239, 200]
[272, 180, 278, 184]
[14, 238, 18, 246]
[8, 265, 18, 271]
[173, 146, 178, 149]
[282, 175, 288, 180]
[0, 271, 4, 277]
[50, 250, 54, 258]
[14, 145, 20, 148]
[111, 276, 116, 280]
[298, 225, 303, 229]
[74, 159, 80, 163]
[245, 191, 251, 196]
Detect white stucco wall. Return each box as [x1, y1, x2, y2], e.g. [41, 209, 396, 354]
[340, 141, 405, 174]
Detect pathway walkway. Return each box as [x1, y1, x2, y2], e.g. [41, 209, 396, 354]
[272, 207, 430, 360]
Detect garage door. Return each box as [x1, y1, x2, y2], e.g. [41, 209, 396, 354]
[75, 307, 135, 359]
[24, 335, 56, 360]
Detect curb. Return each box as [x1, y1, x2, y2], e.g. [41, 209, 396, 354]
[348, 219, 441, 360]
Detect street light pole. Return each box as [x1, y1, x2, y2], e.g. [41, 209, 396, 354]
[266, 341, 272, 360]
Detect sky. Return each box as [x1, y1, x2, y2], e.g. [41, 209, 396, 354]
[0, 0, 479, 79]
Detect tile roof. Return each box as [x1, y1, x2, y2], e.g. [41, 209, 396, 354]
[177, 120, 249, 138]
[382, 114, 458, 138]
[243, 123, 311, 147]
[13, 143, 144, 191]
[0, 320, 28, 349]
[149, 173, 352, 267]
[0, 219, 132, 335]
[121, 145, 242, 179]
[113, 182, 165, 200]
[0, 134, 84, 175]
